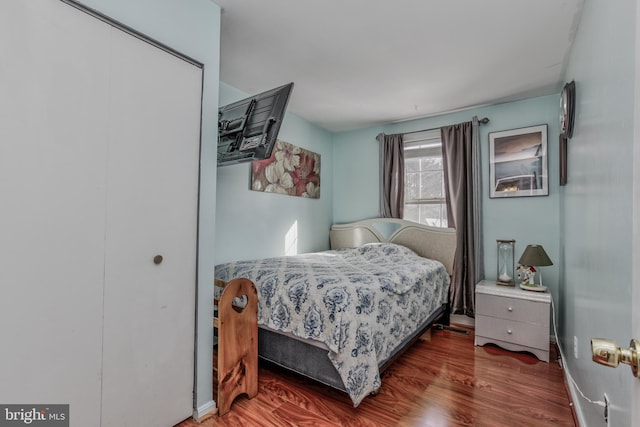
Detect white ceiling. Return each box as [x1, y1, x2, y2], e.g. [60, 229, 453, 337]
[213, 0, 584, 133]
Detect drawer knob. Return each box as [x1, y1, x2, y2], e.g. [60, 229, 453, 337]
[507, 306, 513, 312]
[507, 329, 513, 334]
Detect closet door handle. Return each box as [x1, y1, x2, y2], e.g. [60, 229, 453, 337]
[153, 255, 163, 265]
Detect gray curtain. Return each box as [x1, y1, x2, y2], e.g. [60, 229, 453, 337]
[377, 133, 404, 218]
[441, 117, 483, 316]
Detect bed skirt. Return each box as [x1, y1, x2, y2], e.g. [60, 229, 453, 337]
[258, 303, 449, 392]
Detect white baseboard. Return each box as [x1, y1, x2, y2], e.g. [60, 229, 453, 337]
[192, 400, 217, 423]
[450, 314, 475, 327]
[559, 353, 587, 427]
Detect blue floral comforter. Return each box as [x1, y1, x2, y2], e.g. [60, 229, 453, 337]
[214, 243, 450, 406]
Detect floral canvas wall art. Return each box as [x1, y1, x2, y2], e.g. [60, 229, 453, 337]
[251, 140, 320, 198]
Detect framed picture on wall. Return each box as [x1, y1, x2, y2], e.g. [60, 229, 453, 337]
[489, 124, 548, 198]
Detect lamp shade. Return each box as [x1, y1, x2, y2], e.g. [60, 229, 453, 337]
[518, 244, 553, 266]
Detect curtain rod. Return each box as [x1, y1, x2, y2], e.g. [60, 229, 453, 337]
[401, 117, 489, 136]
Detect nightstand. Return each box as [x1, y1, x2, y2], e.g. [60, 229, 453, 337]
[475, 280, 551, 362]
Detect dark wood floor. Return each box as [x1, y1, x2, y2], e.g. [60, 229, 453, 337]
[178, 327, 576, 427]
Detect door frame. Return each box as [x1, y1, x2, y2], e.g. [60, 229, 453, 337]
[632, 0, 640, 418]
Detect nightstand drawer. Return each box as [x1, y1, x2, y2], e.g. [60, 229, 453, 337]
[476, 293, 549, 326]
[475, 314, 549, 350]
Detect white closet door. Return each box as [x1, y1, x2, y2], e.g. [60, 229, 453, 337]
[99, 15, 202, 427]
[0, 0, 110, 419]
[0, 1, 202, 426]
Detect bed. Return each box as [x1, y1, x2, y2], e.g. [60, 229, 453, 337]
[214, 218, 456, 407]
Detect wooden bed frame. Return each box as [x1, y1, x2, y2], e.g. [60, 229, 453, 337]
[213, 278, 258, 416]
[257, 218, 457, 396]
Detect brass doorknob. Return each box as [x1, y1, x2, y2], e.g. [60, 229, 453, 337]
[153, 255, 163, 265]
[591, 338, 640, 377]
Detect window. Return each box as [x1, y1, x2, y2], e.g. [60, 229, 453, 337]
[403, 130, 448, 227]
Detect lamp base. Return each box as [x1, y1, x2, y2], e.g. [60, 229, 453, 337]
[519, 283, 547, 292]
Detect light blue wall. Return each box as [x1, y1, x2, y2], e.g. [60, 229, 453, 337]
[333, 96, 562, 306]
[215, 82, 334, 264]
[76, 0, 220, 413]
[332, 126, 384, 222]
[561, 0, 637, 425]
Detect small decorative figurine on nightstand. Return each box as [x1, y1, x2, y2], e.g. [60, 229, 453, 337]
[516, 264, 536, 285]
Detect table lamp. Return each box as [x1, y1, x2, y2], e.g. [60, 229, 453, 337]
[518, 244, 553, 289]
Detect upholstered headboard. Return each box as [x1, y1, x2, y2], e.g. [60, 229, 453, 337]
[329, 218, 457, 275]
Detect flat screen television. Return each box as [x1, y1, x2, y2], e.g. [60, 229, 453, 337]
[217, 82, 294, 166]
